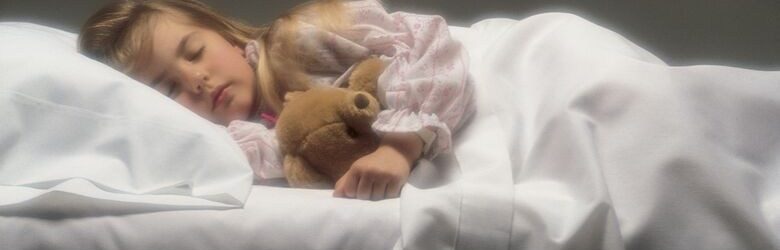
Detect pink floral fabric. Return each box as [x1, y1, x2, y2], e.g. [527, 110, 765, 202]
[226, 120, 284, 180]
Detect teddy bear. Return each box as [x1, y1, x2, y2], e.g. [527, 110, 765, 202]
[275, 57, 385, 188]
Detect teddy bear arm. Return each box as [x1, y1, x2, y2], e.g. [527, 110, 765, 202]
[284, 155, 334, 189]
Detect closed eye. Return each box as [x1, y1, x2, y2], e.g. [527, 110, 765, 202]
[188, 47, 204, 61]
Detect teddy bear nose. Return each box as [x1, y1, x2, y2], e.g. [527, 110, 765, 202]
[354, 93, 369, 109]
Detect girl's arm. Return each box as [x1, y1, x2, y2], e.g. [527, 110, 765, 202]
[333, 132, 422, 200]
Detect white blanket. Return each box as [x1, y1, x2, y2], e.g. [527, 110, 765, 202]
[399, 13, 780, 250]
[0, 186, 401, 250]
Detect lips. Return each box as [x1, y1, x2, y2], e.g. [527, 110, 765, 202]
[211, 83, 230, 110]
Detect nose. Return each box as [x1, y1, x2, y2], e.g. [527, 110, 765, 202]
[190, 70, 210, 93]
[346, 92, 379, 137]
[354, 93, 369, 109]
[195, 71, 209, 82]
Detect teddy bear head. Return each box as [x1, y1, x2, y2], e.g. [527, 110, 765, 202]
[276, 87, 381, 188]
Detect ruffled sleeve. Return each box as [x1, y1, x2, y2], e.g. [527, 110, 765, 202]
[288, 0, 475, 159]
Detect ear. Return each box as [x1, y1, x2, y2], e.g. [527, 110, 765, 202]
[284, 155, 333, 189]
[242, 41, 261, 67]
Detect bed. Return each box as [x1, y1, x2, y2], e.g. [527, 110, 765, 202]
[1, 13, 779, 250]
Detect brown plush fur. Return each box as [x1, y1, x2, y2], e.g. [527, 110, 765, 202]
[276, 58, 385, 188]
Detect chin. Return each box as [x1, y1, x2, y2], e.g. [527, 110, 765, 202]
[226, 111, 250, 124]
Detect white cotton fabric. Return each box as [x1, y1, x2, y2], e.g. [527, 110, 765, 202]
[0, 22, 254, 212]
[399, 14, 780, 250]
[0, 186, 401, 250]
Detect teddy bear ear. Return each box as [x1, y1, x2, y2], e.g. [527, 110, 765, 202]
[284, 91, 304, 104]
[347, 57, 384, 98]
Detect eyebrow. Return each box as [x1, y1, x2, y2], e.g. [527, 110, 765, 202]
[149, 31, 197, 87]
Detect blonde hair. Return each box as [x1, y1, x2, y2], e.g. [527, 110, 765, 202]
[79, 0, 350, 114]
[260, 0, 349, 112]
[79, 0, 263, 72]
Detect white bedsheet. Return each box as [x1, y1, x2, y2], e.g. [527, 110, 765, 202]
[2, 13, 780, 250]
[400, 13, 780, 250]
[0, 185, 400, 250]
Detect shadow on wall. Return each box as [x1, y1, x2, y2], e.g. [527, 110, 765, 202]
[385, 0, 780, 70]
[0, 0, 778, 70]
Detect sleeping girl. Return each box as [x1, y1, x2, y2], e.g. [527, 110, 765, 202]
[78, 0, 474, 201]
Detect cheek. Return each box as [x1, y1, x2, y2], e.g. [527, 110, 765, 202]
[173, 95, 200, 111]
[209, 46, 248, 71]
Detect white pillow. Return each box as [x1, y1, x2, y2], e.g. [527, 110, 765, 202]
[0, 22, 253, 214]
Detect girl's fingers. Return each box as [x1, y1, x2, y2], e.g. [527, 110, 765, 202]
[333, 177, 345, 197]
[386, 181, 402, 199]
[334, 171, 358, 198]
[356, 175, 373, 200]
[371, 181, 388, 201]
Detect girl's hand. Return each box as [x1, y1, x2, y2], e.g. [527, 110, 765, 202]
[333, 132, 423, 200]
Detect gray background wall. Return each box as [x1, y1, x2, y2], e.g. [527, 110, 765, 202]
[1, 0, 778, 70]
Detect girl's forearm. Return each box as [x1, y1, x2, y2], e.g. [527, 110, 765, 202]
[380, 132, 424, 165]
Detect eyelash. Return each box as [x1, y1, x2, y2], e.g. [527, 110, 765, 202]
[163, 46, 203, 97]
[189, 47, 204, 61]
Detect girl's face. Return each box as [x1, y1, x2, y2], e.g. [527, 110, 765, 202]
[132, 13, 257, 126]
